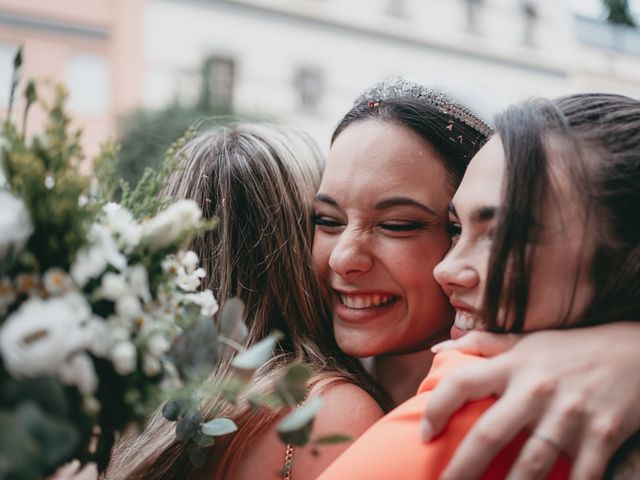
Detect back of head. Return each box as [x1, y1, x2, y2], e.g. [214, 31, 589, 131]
[332, 76, 497, 188]
[487, 93, 640, 331]
[164, 123, 332, 352]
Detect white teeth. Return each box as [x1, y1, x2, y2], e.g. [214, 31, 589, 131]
[454, 311, 487, 331]
[339, 293, 395, 309]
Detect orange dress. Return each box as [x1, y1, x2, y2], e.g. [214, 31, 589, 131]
[317, 350, 571, 479]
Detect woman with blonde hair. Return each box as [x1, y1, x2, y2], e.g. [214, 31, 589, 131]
[105, 123, 388, 480]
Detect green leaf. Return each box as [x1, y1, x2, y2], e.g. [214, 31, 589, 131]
[314, 434, 352, 445]
[202, 417, 238, 437]
[186, 443, 208, 468]
[281, 364, 312, 404]
[161, 400, 181, 422]
[170, 317, 219, 381]
[232, 331, 283, 373]
[192, 430, 215, 447]
[276, 396, 323, 446]
[175, 409, 203, 442]
[220, 376, 247, 404]
[219, 297, 247, 343]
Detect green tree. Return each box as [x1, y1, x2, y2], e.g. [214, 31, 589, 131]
[602, 0, 636, 27]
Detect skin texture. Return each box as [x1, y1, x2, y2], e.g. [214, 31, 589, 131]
[434, 137, 595, 334]
[424, 137, 640, 479]
[312, 120, 454, 359]
[235, 380, 384, 480]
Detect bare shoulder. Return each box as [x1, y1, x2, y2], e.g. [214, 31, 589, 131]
[235, 378, 384, 480]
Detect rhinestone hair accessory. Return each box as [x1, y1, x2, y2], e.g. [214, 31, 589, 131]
[354, 76, 494, 138]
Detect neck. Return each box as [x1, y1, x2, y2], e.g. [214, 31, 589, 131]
[374, 331, 449, 406]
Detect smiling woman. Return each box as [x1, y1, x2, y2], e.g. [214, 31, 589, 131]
[317, 93, 640, 480]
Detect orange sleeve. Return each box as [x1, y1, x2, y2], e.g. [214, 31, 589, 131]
[317, 351, 571, 480]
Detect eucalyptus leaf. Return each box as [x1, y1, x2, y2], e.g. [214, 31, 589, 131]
[202, 417, 238, 437]
[231, 331, 283, 373]
[193, 430, 215, 447]
[313, 434, 352, 445]
[276, 396, 323, 446]
[219, 297, 247, 343]
[175, 409, 203, 442]
[221, 376, 247, 404]
[281, 364, 312, 404]
[187, 443, 208, 468]
[170, 317, 218, 381]
[162, 400, 181, 422]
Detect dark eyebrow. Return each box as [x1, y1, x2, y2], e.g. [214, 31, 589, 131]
[314, 194, 338, 206]
[374, 197, 436, 216]
[449, 202, 497, 223]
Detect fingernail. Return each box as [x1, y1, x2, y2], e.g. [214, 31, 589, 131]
[421, 418, 434, 442]
[431, 339, 456, 353]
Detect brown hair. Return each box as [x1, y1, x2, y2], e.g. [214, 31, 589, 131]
[106, 123, 385, 479]
[485, 93, 640, 332]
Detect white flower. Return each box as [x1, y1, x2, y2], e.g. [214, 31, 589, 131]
[0, 190, 33, 261]
[103, 203, 142, 252]
[115, 294, 143, 322]
[111, 341, 137, 375]
[58, 353, 98, 395]
[147, 333, 171, 357]
[71, 224, 126, 287]
[100, 272, 129, 301]
[0, 292, 97, 379]
[43, 268, 72, 296]
[176, 267, 206, 292]
[180, 251, 200, 273]
[142, 353, 161, 377]
[127, 264, 151, 303]
[182, 290, 219, 317]
[142, 200, 202, 250]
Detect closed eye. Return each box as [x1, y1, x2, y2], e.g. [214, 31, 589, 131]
[312, 214, 344, 230]
[379, 222, 424, 232]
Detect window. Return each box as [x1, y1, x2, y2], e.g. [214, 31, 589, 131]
[464, 0, 484, 33]
[521, 0, 539, 45]
[201, 56, 234, 111]
[294, 66, 324, 111]
[66, 53, 110, 116]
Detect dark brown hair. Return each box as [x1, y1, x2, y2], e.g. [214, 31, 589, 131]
[332, 98, 489, 188]
[484, 93, 640, 332]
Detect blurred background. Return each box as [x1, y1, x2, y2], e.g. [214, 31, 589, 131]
[1, 0, 639, 182]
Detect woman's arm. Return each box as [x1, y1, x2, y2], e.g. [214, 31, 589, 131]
[422, 323, 640, 480]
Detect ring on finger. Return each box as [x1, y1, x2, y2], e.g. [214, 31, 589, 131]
[531, 431, 564, 453]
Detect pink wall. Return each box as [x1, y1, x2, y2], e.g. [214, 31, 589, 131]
[0, 0, 146, 165]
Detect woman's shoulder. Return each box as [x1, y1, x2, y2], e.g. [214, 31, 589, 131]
[234, 377, 384, 480]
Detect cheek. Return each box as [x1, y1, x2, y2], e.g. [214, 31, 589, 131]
[311, 232, 332, 275]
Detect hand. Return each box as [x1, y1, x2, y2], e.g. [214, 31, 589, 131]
[421, 323, 640, 480]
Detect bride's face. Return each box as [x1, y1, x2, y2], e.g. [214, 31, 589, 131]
[434, 137, 595, 337]
[312, 119, 454, 358]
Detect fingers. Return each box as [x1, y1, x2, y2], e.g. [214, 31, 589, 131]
[570, 413, 629, 480]
[431, 331, 522, 357]
[422, 358, 509, 441]
[439, 391, 536, 480]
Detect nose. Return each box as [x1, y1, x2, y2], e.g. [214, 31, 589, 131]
[433, 248, 479, 292]
[328, 228, 374, 278]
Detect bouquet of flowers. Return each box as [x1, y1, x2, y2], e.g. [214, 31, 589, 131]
[0, 49, 338, 479]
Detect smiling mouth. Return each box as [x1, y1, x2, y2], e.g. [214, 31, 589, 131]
[337, 292, 399, 310]
[454, 310, 487, 331]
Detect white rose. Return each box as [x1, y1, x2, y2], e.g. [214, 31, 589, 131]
[142, 200, 202, 250]
[103, 203, 142, 252]
[58, 353, 98, 395]
[0, 292, 96, 378]
[147, 333, 171, 357]
[100, 272, 129, 301]
[71, 224, 126, 287]
[182, 290, 219, 317]
[111, 341, 137, 375]
[115, 294, 143, 322]
[127, 265, 151, 303]
[0, 191, 33, 261]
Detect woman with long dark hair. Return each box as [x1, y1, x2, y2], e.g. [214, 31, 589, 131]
[317, 93, 640, 479]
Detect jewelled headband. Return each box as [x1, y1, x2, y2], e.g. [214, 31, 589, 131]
[354, 77, 494, 138]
